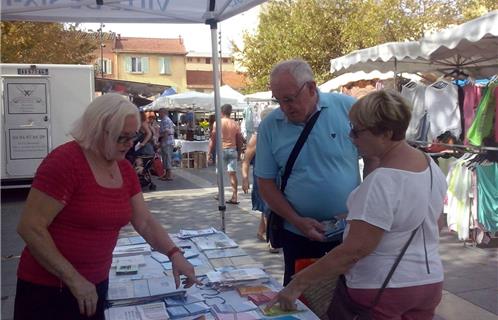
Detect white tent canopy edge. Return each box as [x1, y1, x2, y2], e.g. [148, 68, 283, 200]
[1, 0, 267, 232]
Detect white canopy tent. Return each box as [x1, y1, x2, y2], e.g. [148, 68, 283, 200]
[1, 0, 266, 232]
[330, 11, 498, 79]
[329, 41, 432, 76]
[319, 71, 422, 92]
[146, 91, 239, 111]
[212, 85, 247, 110]
[244, 90, 273, 102]
[420, 10, 498, 78]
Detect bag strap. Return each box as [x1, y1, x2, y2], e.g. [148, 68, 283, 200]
[371, 152, 433, 307]
[280, 110, 321, 192]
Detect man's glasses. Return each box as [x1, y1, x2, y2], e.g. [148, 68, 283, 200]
[116, 132, 138, 144]
[272, 82, 308, 105]
[349, 123, 369, 138]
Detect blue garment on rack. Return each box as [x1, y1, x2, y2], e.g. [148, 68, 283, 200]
[476, 163, 498, 232]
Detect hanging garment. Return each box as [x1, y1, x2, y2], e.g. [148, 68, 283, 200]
[446, 161, 472, 240]
[494, 86, 498, 143]
[425, 81, 461, 142]
[242, 105, 254, 140]
[462, 85, 482, 144]
[467, 83, 498, 146]
[476, 164, 498, 233]
[401, 81, 427, 141]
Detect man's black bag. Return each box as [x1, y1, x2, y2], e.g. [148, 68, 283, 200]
[266, 110, 321, 249]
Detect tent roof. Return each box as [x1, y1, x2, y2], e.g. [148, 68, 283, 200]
[329, 41, 431, 76]
[319, 71, 422, 92]
[1, 0, 266, 23]
[330, 11, 498, 78]
[419, 10, 498, 77]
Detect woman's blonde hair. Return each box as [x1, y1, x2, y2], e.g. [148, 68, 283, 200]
[349, 90, 411, 141]
[70, 93, 140, 159]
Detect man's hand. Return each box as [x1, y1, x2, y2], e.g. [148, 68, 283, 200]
[170, 253, 201, 289]
[66, 274, 98, 317]
[295, 217, 326, 241]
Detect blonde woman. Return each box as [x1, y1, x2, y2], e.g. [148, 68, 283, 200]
[14, 94, 198, 320]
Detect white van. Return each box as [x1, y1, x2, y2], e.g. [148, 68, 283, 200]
[1, 64, 94, 188]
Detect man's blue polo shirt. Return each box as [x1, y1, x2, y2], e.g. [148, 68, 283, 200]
[255, 91, 360, 235]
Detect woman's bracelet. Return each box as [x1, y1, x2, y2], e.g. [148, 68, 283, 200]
[166, 246, 182, 259]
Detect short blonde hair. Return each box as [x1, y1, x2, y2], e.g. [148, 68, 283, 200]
[349, 90, 411, 141]
[70, 93, 140, 159]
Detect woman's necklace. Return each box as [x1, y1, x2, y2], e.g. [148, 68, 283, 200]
[379, 141, 403, 163]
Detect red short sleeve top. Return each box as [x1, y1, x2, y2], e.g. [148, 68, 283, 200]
[17, 141, 141, 286]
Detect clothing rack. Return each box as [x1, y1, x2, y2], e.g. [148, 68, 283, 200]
[409, 140, 498, 152]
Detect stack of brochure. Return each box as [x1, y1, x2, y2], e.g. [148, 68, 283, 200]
[191, 233, 238, 251]
[107, 277, 186, 307]
[112, 244, 151, 257]
[206, 268, 269, 286]
[105, 302, 168, 320]
[178, 227, 217, 239]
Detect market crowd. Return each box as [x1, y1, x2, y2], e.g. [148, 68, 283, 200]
[13, 59, 446, 320]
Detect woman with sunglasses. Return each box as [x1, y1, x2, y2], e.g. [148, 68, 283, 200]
[14, 94, 199, 320]
[269, 90, 447, 319]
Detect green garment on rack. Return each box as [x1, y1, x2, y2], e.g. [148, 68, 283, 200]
[467, 83, 497, 146]
[476, 164, 498, 232]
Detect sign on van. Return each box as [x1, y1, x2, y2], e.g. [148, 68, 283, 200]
[17, 68, 49, 75]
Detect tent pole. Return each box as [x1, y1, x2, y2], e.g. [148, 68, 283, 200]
[208, 18, 227, 232]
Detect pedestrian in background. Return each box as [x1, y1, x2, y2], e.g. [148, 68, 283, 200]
[158, 107, 175, 181]
[208, 104, 243, 204]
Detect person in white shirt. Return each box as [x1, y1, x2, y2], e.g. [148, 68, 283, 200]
[269, 90, 447, 320]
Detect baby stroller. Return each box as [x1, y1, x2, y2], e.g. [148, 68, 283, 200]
[126, 142, 157, 191]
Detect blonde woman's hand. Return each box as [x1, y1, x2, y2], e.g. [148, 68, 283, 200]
[170, 253, 201, 289]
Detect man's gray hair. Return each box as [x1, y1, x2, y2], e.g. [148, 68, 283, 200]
[270, 59, 315, 86]
[70, 93, 139, 159]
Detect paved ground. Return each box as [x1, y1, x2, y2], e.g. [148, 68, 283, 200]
[1, 165, 497, 319]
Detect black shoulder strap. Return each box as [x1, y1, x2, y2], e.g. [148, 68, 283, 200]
[280, 110, 321, 192]
[371, 152, 434, 306]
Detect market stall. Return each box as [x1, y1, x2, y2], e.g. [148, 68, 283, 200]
[106, 229, 320, 320]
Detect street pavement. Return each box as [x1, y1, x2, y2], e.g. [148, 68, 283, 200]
[1, 165, 497, 320]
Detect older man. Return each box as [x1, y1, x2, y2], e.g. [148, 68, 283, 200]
[255, 59, 363, 285]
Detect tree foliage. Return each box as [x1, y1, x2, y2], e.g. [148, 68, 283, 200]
[234, 0, 497, 92]
[1, 22, 98, 64]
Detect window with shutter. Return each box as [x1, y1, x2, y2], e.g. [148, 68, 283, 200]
[130, 56, 143, 73]
[159, 57, 171, 75]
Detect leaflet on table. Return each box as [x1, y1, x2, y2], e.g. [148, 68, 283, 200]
[105, 301, 168, 320]
[206, 268, 269, 285]
[116, 236, 147, 247]
[204, 248, 247, 259]
[111, 255, 146, 268]
[107, 277, 185, 302]
[152, 249, 199, 263]
[178, 227, 218, 239]
[190, 233, 238, 251]
[166, 301, 211, 318]
[112, 244, 151, 257]
[210, 256, 264, 270]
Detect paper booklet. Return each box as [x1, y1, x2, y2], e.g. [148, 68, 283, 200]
[177, 227, 218, 239]
[106, 301, 168, 320]
[107, 277, 185, 306]
[116, 236, 147, 247]
[112, 244, 151, 257]
[206, 268, 269, 285]
[203, 248, 247, 259]
[190, 233, 238, 251]
[210, 256, 264, 270]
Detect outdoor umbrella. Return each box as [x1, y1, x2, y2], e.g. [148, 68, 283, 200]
[1, 0, 266, 232]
